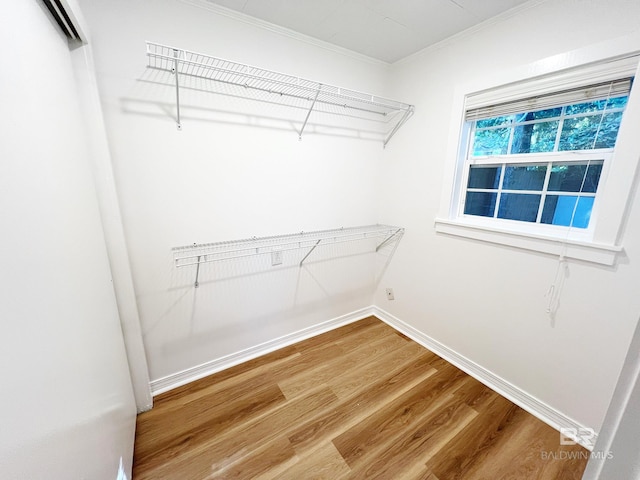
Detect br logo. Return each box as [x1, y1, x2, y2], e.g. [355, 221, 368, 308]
[560, 427, 596, 447]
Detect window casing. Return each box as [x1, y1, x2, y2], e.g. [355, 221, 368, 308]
[459, 90, 629, 235]
[435, 52, 640, 265]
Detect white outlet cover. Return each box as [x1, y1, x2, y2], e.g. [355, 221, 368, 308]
[271, 250, 283, 266]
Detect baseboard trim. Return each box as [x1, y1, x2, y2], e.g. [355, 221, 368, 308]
[372, 306, 597, 451]
[150, 306, 375, 396]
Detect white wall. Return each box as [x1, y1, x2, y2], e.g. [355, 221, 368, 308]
[584, 314, 640, 478]
[72, 43, 153, 412]
[79, 0, 393, 383]
[377, 0, 640, 433]
[0, 1, 136, 478]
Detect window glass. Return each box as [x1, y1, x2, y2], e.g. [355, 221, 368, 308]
[503, 165, 546, 190]
[464, 192, 497, 217]
[565, 99, 608, 115]
[541, 196, 595, 228]
[559, 115, 603, 151]
[606, 96, 629, 109]
[594, 112, 624, 148]
[467, 165, 502, 189]
[472, 128, 510, 156]
[564, 95, 628, 115]
[511, 121, 558, 154]
[497, 193, 541, 222]
[476, 116, 513, 128]
[530, 107, 562, 119]
[548, 162, 603, 193]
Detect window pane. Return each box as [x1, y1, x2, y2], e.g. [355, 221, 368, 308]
[497, 193, 541, 222]
[565, 100, 607, 115]
[512, 108, 562, 124]
[606, 96, 628, 109]
[530, 107, 562, 120]
[476, 115, 513, 128]
[564, 95, 628, 115]
[559, 112, 624, 151]
[594, 112, 624, 148]
[472, 127, 510, 156]
[467, 165, 502, 189]
[464, 191, 497, 217]
[503, 165, 546, 190]
[541, 195, 595, 228]
[548, 162, 603, 193]
[511, 120, 558, 154]
[558, 114, 602, 151]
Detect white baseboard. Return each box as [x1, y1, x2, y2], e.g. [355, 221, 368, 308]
[371, 306, 597, 451]
[150, 306, 375, 396]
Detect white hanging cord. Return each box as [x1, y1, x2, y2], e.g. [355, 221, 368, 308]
[545, 254, 567, 315]
[546, 83, 614, 317]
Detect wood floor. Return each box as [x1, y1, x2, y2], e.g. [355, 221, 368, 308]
[133, 317, 589, 479]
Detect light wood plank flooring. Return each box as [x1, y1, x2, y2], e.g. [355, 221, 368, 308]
[134, 317, 589, 479]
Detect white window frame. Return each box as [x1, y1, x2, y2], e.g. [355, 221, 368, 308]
[435, 37, 640, 266]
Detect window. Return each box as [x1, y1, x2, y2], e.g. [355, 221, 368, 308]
[435, 52, 640, 265]
[461, 81, 630, 231]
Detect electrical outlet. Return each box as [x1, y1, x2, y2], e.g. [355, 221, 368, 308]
[271, 250, 283, 266]
[386, 288, 395, 300]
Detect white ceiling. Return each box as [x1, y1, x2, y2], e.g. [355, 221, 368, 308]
[204, 0, 534, 63]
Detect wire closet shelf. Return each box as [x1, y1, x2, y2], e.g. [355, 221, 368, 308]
[146, 42, 414, 147]
[173, 224, 404, 287]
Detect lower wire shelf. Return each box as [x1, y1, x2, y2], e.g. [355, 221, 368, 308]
[172, 224, 404, 287]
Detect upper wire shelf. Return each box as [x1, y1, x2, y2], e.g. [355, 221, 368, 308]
[173, 224, 404, 287]
[146, 41, 414, 147]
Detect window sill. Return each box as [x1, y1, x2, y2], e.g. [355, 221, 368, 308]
[434, 218, 622, 266]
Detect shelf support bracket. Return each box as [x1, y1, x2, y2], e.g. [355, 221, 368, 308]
[298, 87, 321, 140]
[383, 106, 414, 148]
[300, 239, 321, 266]
[172, 48, 182, 130]
[194, 255, 201, 287]
[376, 229, 403, 252]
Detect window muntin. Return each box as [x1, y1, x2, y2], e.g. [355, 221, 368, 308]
[463, 160, 603, 228]
[462, 93, 628, 229]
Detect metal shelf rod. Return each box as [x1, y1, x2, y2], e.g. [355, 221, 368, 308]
[299, 239, 321, 266]
[383, 107, 414, 148]
[172, 49, 182, 130]
[299, 88, 321, 139]
[194, 255, 201, 287]
[376, 228, 403, 252]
